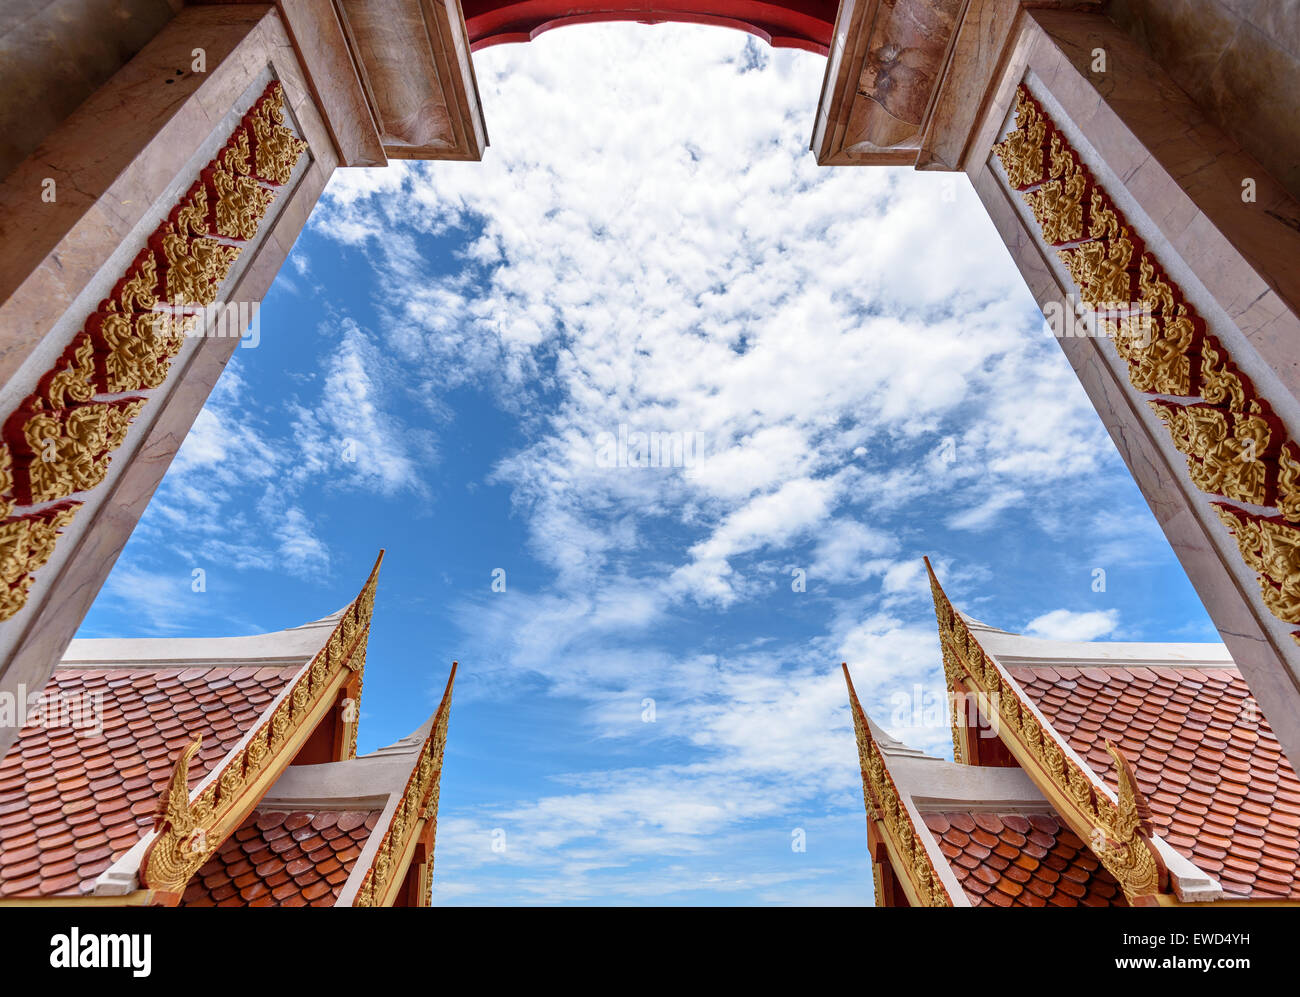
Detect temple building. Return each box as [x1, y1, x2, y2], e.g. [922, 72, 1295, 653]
[843, 560, 1300, 907]
[0, 553, 455, 906]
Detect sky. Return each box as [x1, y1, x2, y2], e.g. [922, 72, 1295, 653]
[79, 24, 1216, 905]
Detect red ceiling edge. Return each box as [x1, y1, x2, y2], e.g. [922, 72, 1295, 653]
[462, 0, 836, 54]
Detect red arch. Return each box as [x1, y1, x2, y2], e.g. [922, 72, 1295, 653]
[462, 0, 837, 55]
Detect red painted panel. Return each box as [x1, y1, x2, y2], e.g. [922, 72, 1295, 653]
[462, 0, 837, 54]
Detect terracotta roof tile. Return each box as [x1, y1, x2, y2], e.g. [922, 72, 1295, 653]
[180, 810, 378, 907]
[1010, 665, 1300, 899]
[924, 812, 1127, 907]
[0, 664, 299, 898]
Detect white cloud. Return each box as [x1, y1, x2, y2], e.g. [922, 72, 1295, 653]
[1024, 608, 1120, 641]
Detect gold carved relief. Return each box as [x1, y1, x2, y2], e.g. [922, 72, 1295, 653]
[1214, 504, 1300, 624]
[247, 82, 309, 186]
[0, 504, 79, 619]
[1150, 400, 1276, 508]
[0, 80, 308, 621]
[15, 400, 145, 506]
[996, 81, 1300, 633]
[0, 446, 12, 519]
[993, 87, 1048, 190]
[1277, 443, 1300, 523]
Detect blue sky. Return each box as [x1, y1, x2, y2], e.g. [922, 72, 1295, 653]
[78, 25, 1215, 905]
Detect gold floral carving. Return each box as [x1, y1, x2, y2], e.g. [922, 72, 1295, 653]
[1024, 134, 1089, 245]
[207, 134, 275, 241]
[0, 80, 306, 621]
[138, 559, 379, 898]
[843, 666, 953, 907]
[995, 82, 1300, 629]
[0, 446, 13, 519]
[926, 563, 1166, 902]
[1278, 444, 1300, 523]
[992, 87, 1048, 190]
[154, 221, 241, 308]
[1057, 230, 1136, 308]
[247, 82, 309, 186]
[0, 504, 79, 620]
[1150, 400, 1276, 508]
[1213, 504, 1300, 624]
[87, 310, 195, 393]
[16, 400, 145, 505]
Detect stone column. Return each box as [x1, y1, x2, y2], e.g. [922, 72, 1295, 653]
[0, 5, 340, 758]
[962, 8, 1300, 773]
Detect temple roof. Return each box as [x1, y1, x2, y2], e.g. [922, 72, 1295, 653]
[844, 673, 1129, 907]
[0, 614, 343, 898]
[181, 663, 458, 907]
[924, 811, 1127, 907]
[180, 809, 380, 907]
[0, 555, 390, 903]
[920, 559, 1300, 904]
[1006, 654, 1300, 899]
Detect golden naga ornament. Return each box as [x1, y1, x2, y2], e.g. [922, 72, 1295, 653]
[0, 80, 307, 621]
[996, 81, 1300, 633]
[141, 735, 214, 894]
[1094, 742, 1164, 900]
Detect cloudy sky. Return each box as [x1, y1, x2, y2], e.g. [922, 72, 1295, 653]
[81, 24, 1214, 905]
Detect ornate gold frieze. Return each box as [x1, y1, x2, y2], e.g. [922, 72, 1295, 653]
[139, 561, 379, 898]
[926, 563, 1165, 901]
[353, 664, 456, 908]
[994, 81, 1300, 632]
[0, 81, 306, 621]
[842, 666, 953, 907]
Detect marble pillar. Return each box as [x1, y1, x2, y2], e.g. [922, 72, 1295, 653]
[964, 7, 1300, 774]
[0, 5, 339, 759]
